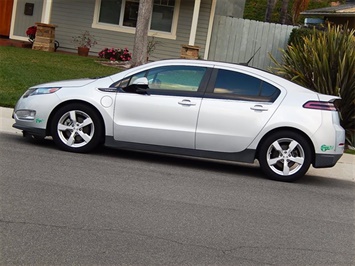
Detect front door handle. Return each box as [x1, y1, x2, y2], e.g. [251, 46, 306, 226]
[250, 105, 268, 112]
[178, 100, 196, 106]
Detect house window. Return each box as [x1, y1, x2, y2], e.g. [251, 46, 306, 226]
[151, 0, 175, 32]
[94, 0, 179, 38]
[123, 0, 139, 27]
[98, 0, 122, 24]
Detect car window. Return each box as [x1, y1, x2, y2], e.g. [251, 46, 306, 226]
[213, 69, 280, 102]
[110, 71, 146, 88]
[146, 66, 207, 92]
[111, 66, 207, 93]
[110, 77, 130, 88]
[214, 69, 261, 95]
[260, 81, 279, 98]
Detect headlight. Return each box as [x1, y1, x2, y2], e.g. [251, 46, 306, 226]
[23, 87, 61, 98]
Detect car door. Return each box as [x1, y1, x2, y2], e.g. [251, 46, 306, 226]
[113, 65, 209, 149]
[196, 67, 284, 153]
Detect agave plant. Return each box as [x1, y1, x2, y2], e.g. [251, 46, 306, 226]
[271, 24, 355, 148]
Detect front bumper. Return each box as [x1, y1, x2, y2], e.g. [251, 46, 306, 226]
[12, 108, 48, 138]
[12, 123, 47, 138]
[12, 92, 61, 138]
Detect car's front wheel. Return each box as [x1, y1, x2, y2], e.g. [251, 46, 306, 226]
[258, 131, 312, 182]
[51, 103, 103, 153]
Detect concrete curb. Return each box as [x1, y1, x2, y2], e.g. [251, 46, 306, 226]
[1, 107, 354, 182]
[0, 107, 22, 135]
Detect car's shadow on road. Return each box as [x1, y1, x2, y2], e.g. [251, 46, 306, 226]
[96, 145, 265, 180]
[96, 145, 354, 188]
[13, 134, 261, 179]
[11, 133, 354, 188]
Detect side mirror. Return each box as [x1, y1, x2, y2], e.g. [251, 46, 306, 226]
[132, 77, 148, 86]
[122, 77, 149, 94]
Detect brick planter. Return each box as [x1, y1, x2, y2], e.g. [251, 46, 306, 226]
[180, 44, 200, 59]
[32, 23, 57, 52]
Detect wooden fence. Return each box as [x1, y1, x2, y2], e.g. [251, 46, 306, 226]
[208, 17, 296, 70]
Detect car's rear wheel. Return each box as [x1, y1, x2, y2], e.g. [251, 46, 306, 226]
[259, 131, 312, 182]
[51, 103, 103, 153]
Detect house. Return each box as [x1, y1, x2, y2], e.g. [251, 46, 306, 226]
[301, 0, 355, 29]
[3, 0, 246, 60]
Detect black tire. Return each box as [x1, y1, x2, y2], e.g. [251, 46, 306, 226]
[258, 131, 312, 182]
[51, 103, 103, 153]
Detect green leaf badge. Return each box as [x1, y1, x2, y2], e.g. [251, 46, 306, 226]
[321, 145, 334, 152]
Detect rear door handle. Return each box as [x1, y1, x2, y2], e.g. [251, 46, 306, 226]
[250, 105, 268, 112]
[178, 100, 196, 106]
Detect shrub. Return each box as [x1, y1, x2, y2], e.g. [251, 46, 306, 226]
[288, 26, 316, 45]
[271, 24, 355, 148]
[98, 47, 132, 62]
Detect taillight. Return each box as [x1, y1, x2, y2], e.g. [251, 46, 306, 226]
[303, 101, 337, 111]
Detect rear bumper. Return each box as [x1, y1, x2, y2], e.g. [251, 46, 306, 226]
[313, 153, 343, 168]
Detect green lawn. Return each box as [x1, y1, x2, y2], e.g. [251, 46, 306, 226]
[346, 149, 355, 155]
[0, 46, 120, 108]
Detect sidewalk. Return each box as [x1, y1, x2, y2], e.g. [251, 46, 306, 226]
[0, 107, 22, 135]
[1, 107, 354, 182]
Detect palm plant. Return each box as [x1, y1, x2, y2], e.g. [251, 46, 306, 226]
[271, 24, 355, 148]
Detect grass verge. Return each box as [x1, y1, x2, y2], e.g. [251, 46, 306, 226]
[0, 46, 120, 108]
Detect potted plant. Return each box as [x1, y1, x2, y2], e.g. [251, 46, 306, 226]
[72, 31, 98, 56]
[26, 26, 37, 44]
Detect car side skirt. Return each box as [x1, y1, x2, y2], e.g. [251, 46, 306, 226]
[105, 137, 256, 163]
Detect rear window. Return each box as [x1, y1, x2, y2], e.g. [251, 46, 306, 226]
[212, 69, 280, 102]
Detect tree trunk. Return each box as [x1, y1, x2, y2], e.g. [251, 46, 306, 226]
[265, 0, 278, 22]
[131, 0, 153, 67]
[280, 0, 290, 24]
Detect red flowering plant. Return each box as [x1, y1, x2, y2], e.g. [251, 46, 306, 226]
[26, 26, 37, 42]
[98, 47, 132, 61]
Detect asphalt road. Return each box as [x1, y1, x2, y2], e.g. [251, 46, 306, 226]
[1, 132, 354, 265]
